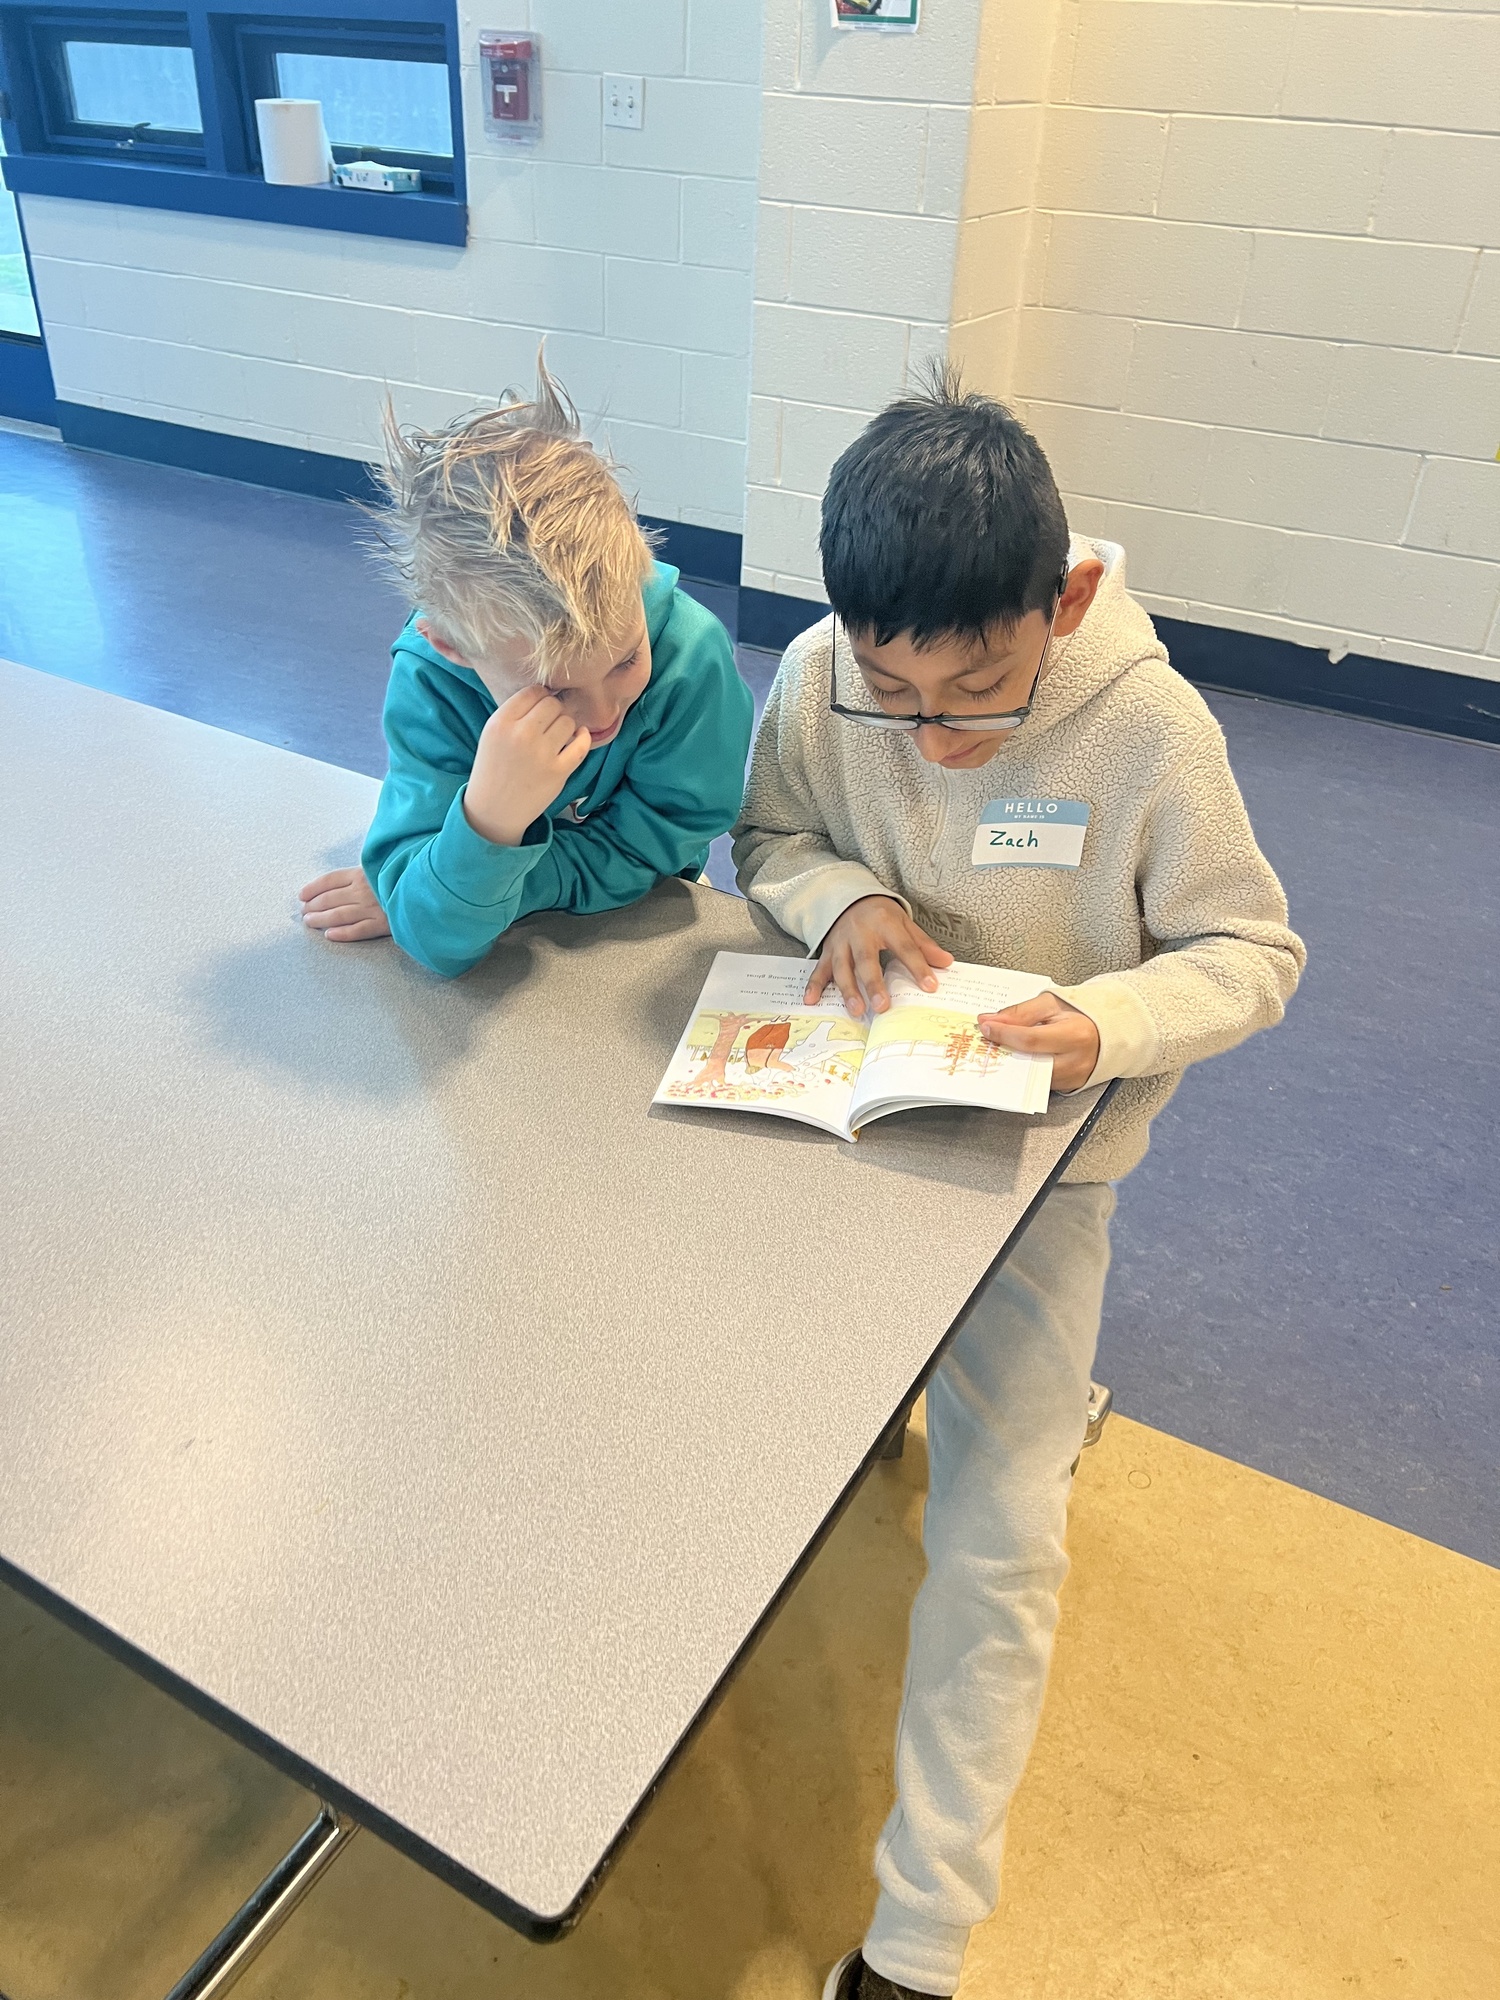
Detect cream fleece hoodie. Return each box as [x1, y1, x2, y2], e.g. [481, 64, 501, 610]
[732, 539, 1305, 1182]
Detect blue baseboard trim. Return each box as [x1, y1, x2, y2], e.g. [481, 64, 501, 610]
[1156, 616, 1500, 746]
[45, 403, 1500, 742]
[56, 406, 748, 587]
[0, 332, 58, 427]
[58, 402, 383, 502]
[639, 515, 741, 587]
[739, 588, 1499, 743]
[739, 585, 827, 653]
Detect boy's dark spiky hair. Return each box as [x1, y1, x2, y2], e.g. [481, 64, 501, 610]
[819, 363, 1069, 648]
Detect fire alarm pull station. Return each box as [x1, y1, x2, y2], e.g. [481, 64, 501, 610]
[481, 31, 541, 145]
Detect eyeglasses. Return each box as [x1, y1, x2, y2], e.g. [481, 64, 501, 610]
[828, 566, 1070, 735]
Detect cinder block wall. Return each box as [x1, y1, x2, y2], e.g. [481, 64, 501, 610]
[17, 0, 1499, 678]
[20, 0, 761, 535]
[948, 0, 1063, 400]
[743, 0, 1500, 687]
[744, 0, 991, 605]
[1015, 0, 1500, 682]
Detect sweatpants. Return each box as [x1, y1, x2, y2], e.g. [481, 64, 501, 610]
[863, 1180, 1116, 1995]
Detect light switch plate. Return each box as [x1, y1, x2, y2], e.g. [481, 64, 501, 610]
[604, 73, 644, 129]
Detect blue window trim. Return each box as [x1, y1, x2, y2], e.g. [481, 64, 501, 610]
[0, 0, 467, 244]
[18, 10, 208, 165]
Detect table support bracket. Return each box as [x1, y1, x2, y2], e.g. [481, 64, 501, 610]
[162, 1804, 359, 2000]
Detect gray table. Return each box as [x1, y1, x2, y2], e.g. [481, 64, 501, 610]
[0, 661, 1106, 1962]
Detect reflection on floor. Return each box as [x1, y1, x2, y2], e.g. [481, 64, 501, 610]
[3, 1410, 1496, 2000]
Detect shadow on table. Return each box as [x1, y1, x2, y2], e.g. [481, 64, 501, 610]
[182, 874, 710, 1105]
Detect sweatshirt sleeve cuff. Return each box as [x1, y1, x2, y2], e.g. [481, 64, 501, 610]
[1052, 974, 1162, 1085]
[774, 861, 913, 952]
[427, 786, 551, 906]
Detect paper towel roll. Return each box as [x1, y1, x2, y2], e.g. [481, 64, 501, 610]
[255, 98, 332, 186]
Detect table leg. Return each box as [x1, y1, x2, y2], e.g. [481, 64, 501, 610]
[879, 1413, 909, 1461]
[162, 1805, 358, 2000]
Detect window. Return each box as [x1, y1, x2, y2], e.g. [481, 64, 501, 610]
[275, 52, 451, 158]
[230, 19, 456, 193]
[0, 0, 466, 242]
[14, 12, 205, 163]
[63, 37, 201, 131]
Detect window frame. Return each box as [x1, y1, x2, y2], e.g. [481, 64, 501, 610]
[232, 16, 455, 194]
[0, 0, 467, 244]
[29, 13, 206, 162]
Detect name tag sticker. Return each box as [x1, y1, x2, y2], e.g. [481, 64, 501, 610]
[972, 798, 1090, 870]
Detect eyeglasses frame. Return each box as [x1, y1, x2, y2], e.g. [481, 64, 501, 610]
[827, 562, 1072, 735]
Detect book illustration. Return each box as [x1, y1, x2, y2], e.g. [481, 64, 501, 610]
[663, 1009, 865, 1105]
[863, 1005, 1033, 1081]
[655, 951, 1055, 1141]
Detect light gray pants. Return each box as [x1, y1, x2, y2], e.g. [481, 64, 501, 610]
[863, 1181, 1116, 1995]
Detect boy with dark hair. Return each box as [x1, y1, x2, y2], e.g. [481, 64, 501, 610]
[734, 376, 1304, 2000]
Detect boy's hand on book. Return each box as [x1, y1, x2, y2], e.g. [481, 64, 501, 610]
[979, 993, 1100, 1092]
[464, 686, 594, 846]
[299, 867, 391, 942]
[806, 896, 954, 1017]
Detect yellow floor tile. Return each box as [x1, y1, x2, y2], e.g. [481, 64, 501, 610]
[1, 1414, 1495, 1999]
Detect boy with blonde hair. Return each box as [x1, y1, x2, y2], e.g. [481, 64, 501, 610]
[301, 368, 752, 976]
[734, 375, 1304, 2000]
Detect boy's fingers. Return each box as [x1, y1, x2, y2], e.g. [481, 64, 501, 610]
[298, 868, 356, 901]
[805, 955, 833, 1004]
[302, 885, 372, 915]
[983, 1021, 1064, 1053]
[515, 699, 568, 745]
[325, 917, 389, 941]
[535, 702, 576, 742]
[558, 723, 593, 770]
[834, 944, 866, 1016]
[497, 684, 554, 723]
[852, 943, 890, 1013]
[912, 927, 955, 969]
[983, 995, 1060, 1027]
[891, 935, 941, 992]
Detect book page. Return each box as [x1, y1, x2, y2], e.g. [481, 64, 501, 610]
[850, 961, 1054, 1126]
[653, 952, 870, 1137]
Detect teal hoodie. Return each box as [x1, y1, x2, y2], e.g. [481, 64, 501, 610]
[363, 563, 752, 978]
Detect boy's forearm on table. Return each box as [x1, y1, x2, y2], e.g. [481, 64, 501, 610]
[516, 815, 687, 917]
[369, 789, 549, 977]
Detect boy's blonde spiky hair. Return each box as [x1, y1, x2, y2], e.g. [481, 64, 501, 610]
[372, 358, 656, 679]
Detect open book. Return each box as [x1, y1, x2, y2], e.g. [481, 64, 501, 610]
[654, 951, 1054, 1140]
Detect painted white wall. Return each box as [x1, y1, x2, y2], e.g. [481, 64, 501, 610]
[17, 0, 1500, 682]
[744, 0, 1500, 686]
[948, 0, 1064, 400]
[743, 0, 991, 604]
[1013, 0, 1500, 684]
[20, 0, 762, 533]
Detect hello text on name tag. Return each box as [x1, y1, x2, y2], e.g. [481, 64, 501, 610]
[972, 798, 1091, 869]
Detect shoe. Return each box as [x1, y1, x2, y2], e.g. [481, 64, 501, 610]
[823, 1952, 862, 2000]
[821, 1950, 950, 2000]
